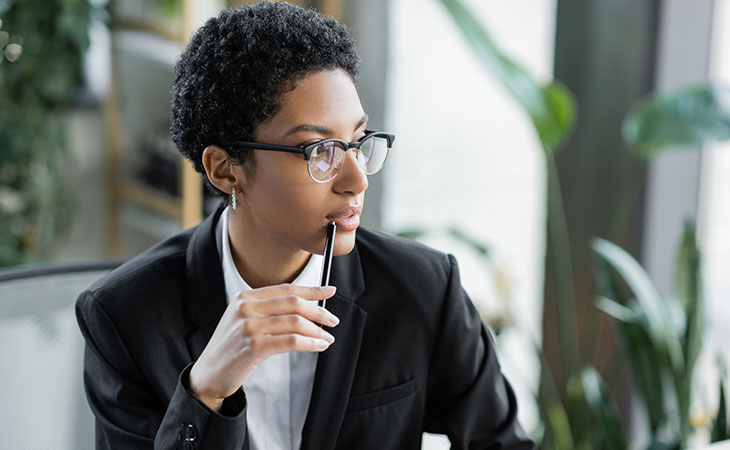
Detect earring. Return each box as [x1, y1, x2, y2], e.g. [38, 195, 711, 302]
[231, 186, 237, 210]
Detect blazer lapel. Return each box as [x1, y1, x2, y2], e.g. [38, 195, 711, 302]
[300, 244, 367, 450]
[183, 203, 229, 361]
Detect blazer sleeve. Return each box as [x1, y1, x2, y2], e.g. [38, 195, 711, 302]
[423, 254, 536, 449]
[76, 290, 249, 450]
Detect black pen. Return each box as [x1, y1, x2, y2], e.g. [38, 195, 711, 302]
[318, 222, 336, 317]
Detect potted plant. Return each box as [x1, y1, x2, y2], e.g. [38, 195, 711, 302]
[0, 0, 92, 266]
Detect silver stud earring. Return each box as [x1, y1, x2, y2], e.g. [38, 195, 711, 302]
[231, 186, 237, 210]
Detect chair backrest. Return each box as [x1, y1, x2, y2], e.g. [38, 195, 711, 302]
[0, 261, 122, 450]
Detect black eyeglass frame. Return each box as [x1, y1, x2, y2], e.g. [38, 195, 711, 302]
[227, 130, 396, 163]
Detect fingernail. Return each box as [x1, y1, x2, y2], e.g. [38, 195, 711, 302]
[323, 286, 337, 295]
[322, 332, 335, 344]
[318, 340, 330, 350]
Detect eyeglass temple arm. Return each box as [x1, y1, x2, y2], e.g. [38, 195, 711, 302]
[229, 131, 396, 157]
[228, 141, 311, 160]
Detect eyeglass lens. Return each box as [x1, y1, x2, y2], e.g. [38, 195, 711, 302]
[308, 135, 390, 182]
[310, 141, 345, 181]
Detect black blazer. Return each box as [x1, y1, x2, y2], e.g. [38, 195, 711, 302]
[76, 205, 535, 450]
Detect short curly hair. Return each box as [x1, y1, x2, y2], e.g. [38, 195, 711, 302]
[170, 1, 360, 195]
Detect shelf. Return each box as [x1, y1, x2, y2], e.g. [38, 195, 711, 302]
[104, 0, 217, 257]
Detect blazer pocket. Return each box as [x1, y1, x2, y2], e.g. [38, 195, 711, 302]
[346, 378, 416, 413]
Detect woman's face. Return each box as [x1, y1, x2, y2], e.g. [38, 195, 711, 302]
[236, 69, 369, 257]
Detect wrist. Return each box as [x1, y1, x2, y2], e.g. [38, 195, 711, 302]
[197, 393, 225, 412]
[188, 363, 224, 412]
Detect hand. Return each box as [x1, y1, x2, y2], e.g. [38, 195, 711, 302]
[188, 284, 339, 411]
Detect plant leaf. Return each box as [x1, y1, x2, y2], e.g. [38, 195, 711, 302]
[712, 362, 729, 442]
[674, 221, 703, 375]
[622, 85, 730, 159]
[533, 340, 576, 449]
[590, 238, 684, 376]
[447, 226, 490, 257]
[580, 367, 626, 450]
[394, 229, 426, 240]
[620, 318, 668, 434]
[594, 295, 637, 323]
[437, 0, 576, 154]
[674, 221, 704, 444]
[546, 400, 575, 450]
[591, 238, 682, 436]
[711, 379, 728, 442]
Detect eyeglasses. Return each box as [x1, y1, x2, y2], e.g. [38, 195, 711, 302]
[228, 130, 395, 183]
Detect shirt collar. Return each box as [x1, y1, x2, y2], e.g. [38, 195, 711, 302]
[217, 207, 324, 303]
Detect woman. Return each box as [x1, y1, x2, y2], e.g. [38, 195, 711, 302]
[76, 2, 535, 449]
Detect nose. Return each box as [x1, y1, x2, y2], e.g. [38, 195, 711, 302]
[332, 149, 368, 195]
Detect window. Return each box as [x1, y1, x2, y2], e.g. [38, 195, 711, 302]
[384, 0, 558, 436]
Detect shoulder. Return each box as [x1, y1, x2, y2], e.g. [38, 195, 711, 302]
[351, 228, 467, 356]
[356, 227, 453, 267]
[86, 226, 195, 296]
[354, 227, 455, 289]
[77, 226, 197, 321]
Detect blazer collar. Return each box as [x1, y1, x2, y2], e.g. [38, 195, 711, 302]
[183, 202, 228, 331]
[327, 239, 366, 303]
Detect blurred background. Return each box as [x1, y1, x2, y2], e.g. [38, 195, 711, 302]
[1, 0, 729, 448]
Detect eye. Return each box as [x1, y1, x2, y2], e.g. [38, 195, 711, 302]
[308, 141, 346, 182]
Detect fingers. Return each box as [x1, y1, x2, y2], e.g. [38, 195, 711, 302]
[238, 294, 340, 327]
[229, 284, 340, 357]
[245, 315, 335, 344]
[241, 284, 336, 301]
[252, 333, 332, 355]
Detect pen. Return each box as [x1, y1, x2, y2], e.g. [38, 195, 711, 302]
[318, 222, 336, 317]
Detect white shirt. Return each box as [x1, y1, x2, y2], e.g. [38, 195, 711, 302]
[216, 207, 322, 450]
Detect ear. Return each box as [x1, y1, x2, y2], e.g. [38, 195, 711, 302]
[201, 145, 246, 194]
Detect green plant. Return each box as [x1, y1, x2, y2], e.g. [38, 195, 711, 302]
[712, 363, 729, 442]
[591, 222, 702, 448]
[159, 0, 183, 19]
[436, 0, 581, 399]
[0, 0, 92, 266]
[437, 0, 730, 447]
[435, 0, 583, 445]
[605, 85, 730, 243]
[583, 86, 730, 450]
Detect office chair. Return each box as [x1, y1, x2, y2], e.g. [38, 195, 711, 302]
[0, 261, 122, 450]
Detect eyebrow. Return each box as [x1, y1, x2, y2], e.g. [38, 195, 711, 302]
[281, 113, 369, 139]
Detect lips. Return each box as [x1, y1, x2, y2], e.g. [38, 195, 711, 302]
[326, 205, 362, 232]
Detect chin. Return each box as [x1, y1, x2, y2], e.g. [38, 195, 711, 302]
[333, 229, 357, 256]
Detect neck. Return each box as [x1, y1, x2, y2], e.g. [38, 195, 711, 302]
[226, 208, 311, 289]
